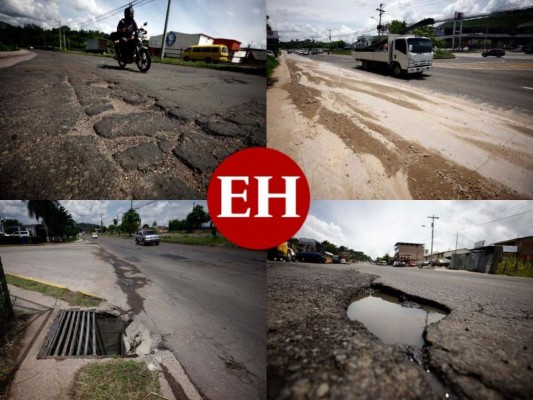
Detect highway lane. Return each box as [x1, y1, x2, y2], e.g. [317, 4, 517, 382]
[302, 52, 533, 113]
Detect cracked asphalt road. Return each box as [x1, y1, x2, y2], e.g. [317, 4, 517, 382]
[268, 261, 533, 400]
[0, 50, 265, 198]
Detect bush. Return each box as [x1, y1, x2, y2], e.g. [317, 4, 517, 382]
[267, 54, 279, 78]
[434, 49, 455, 59]
[495, 256, 533, 278]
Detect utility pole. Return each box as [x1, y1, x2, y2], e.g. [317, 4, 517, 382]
[328, 28, 332, 43]
[100, 214, 104, 233]
[58, 21, 62, 50]
[376, 3, 385, 37]
[160, 0, 172, 59]
[428, 215, 439, 260]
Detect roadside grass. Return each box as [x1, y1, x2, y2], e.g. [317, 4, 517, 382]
[267, 55, 280, 77]
[5, 274, 103, 307]
[0, 312, 31, 399]
[434, 49, 455, 59]
[330, 49, 351, 55]
[160, 233, 233, 247]
[0, 44, 17, 52]
[72, 359, 161, 400]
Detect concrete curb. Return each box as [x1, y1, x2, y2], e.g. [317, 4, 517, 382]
[0, 49, 30, 59]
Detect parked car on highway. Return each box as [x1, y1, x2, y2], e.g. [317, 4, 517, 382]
[135, 230, 160, 246]
[482, 48, 505, 57]
[11, 230, 30, 237]
[92, 232, 98, 239]
[296, 252, 325, 263]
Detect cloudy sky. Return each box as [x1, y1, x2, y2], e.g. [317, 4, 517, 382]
[268, 0, 533, 42]
[0, 0, 266, 47]
[0, 200, 206, 229]
[296, 201, 533, 259]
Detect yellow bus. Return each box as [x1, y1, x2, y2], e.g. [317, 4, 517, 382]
[181, 45, 229, 63]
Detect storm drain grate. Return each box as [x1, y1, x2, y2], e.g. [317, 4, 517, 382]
[38, 310, 125, 358]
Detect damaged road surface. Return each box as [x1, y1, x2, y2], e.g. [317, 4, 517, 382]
[268, 53, 533, 199]
[97, 237, 266, 400]
[267, 261, 533, 400]
[0, 50, 265, 198]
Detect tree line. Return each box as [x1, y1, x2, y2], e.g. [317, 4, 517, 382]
[2, 202, 213, 241]
[0, 22, 110, 51]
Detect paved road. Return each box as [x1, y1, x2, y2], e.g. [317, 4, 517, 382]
[95, 236, 266, 400]
[0, 50, 265, 198]
[303, 52, 533, 114]
[268, 261, 533, 399]
[2, 239, 266, 400]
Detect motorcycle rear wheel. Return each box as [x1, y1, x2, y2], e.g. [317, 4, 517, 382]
[136, 48, 151, 73]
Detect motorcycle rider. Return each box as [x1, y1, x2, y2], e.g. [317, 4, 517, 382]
[116, 5, 138, 61]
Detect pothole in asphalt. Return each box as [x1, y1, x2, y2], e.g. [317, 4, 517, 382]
[347, 285, 453, 398]
[347, 288, 447, 346]
[38, 310, 128, 358]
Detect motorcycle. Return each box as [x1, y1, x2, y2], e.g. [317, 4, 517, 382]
[113, 22, 151, 73]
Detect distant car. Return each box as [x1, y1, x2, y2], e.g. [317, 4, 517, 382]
[296, 252, 325, 263]
[135, 230, 160, 246]
[92, 232, 98, 239]
[267, 50, 275, 56]
[11, 230, 30, 237]
[482, 48, 505, 58]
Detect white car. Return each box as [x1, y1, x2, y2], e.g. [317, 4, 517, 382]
[92, 233, 98, 239]
[11, 230, 30, 237]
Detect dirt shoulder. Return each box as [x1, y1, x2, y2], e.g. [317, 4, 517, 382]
[267, 53, 533, 199]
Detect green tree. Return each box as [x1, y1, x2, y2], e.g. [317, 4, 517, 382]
[185, 205, 210, 230]
[2, 219, 21, 228]
[122, 209, 140, 236]
[413, 26, 446, 48]
[388, 20, 407, 34]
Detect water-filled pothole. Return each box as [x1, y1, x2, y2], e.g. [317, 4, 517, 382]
[347, 289, 447, 347]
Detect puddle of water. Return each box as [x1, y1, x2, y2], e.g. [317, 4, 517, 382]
[347, 291, 446, 347]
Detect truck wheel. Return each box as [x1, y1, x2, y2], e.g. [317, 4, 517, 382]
[362, 60, 369, 71]
[392, 63, 402, 77]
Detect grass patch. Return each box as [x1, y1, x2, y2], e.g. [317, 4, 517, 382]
[5, 274, 103, 307]
[72, 359, 161, 400]
[330, 49, 351, 55]
[267, 54, 280, 77]
[0, 312, 31, 398]
[0, 44, 17, 52]
[434, 49, 455, 59]
[161, 234, 233, 247]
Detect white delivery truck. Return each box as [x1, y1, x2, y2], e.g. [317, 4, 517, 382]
[85, 39, 108, 54]
[352, 18, 434, 77]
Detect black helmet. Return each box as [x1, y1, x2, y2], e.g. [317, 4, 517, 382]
[124, 6, 134, 20]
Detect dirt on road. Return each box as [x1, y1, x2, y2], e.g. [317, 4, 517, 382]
[267, 53, 533, 199]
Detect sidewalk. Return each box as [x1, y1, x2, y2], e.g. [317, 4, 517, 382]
[4, 283, 179, 399]
[0, 49, 36, 68]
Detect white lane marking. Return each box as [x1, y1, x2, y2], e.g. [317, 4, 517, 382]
[522, 86, 533, 90]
